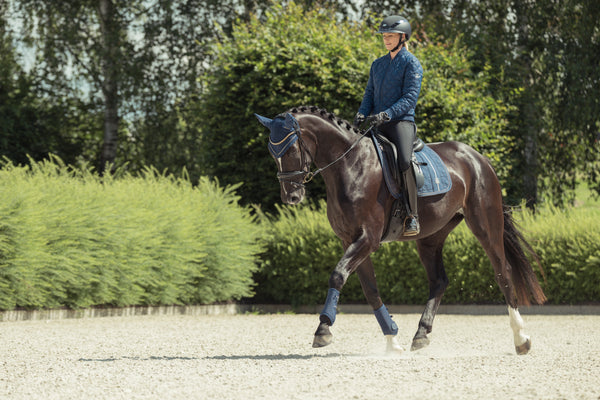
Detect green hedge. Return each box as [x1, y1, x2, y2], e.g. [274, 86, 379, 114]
[0, 157, 262, 310]
[255, 200, 600, 305]
[2, 158, 598, 310]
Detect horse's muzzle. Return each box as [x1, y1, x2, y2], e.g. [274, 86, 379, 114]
[280, 181, 305, 205]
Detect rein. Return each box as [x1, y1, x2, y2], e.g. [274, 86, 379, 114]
[277, 125, 373, 187]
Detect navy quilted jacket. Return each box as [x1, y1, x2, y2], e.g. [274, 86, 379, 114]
[358, 47, 423, 122]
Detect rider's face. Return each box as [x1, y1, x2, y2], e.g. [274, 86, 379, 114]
[382, 33, 401, 51]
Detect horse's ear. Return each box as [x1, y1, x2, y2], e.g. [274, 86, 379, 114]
[255, 113, 273, 129]
[284, 113, 298, 130]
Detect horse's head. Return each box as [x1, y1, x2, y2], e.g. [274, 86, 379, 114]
[255, 112, 311, 205]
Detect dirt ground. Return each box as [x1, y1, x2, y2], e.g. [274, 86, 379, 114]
[1, 312, 599, 399]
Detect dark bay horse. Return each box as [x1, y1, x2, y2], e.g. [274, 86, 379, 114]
[256, 106, 546, 355]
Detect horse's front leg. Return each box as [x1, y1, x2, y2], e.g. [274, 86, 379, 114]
[312, 231, 379, 348]
[356, 257, 403, 353]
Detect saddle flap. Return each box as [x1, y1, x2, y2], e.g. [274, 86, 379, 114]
[371, 132, 425, 199]
[371, 133, 401, 197]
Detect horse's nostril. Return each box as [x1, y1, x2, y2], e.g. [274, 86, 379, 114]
[290, 195, 300, 204]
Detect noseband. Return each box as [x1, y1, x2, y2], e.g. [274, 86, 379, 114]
[276, 134, 315, 188]
[276, 124, 372, 188]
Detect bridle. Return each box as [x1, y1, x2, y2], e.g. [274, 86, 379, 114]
[276, 135, 314, 188]
[276, 124, 373, 188]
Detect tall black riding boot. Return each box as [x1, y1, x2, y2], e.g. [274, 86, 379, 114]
[402, 168, 420, 236]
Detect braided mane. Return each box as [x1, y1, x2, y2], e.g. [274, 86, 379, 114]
[287, 105, 361, 134]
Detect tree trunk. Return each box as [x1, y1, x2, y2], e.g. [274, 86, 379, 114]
[98, 0, 119, 174]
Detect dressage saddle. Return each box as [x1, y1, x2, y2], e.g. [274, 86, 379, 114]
[371, 131, 425, 198]
[370, 131, 426, 242]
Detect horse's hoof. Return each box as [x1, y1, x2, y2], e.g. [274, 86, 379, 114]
[410, 336, 430, 351]
[313, 322, 333, 348]
[312, 334, 333, 348]
[385, 335, 404, 354]
[515, 338, 531, 355]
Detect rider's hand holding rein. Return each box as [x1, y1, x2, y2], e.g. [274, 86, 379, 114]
[353, 113, 365, 127]
[367, 111, 391, 127]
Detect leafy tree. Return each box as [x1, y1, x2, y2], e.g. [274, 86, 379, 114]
[528, 0, 600, 205]
[125, 100, 204, 184]
[198, 2, 514, 209]
[7, 0, 236, 173]
[0, 8, 94, 166]
[7, 0, 124, 172]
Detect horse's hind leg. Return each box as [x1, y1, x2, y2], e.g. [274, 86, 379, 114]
[509, 306, 531, 354]
[463, 190, 531, 354]
[412, 215, 463, 351]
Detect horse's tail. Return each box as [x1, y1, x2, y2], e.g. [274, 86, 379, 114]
[503, 205, 547, 306]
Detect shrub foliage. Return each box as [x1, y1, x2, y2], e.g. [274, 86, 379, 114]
[0, 157, 261, 310]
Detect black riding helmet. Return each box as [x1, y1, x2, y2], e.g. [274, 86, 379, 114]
[377, 15, 412, 40]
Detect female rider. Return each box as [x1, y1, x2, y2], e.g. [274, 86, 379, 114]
[354, 15, 423, 236]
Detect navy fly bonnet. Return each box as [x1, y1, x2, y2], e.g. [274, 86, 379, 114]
[255, 113, 300, 158]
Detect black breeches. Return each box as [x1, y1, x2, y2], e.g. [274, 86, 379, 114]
[378, 120, 417, 172]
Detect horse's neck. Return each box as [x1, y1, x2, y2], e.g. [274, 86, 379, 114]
[301, 116, 376, 199]
[301, 117, 356, 167]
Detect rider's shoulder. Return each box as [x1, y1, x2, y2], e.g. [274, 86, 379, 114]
[371, 53, 391, 69]
[400, 50, 423, 71]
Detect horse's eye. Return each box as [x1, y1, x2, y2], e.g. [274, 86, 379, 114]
[286, 146, 299, 156]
